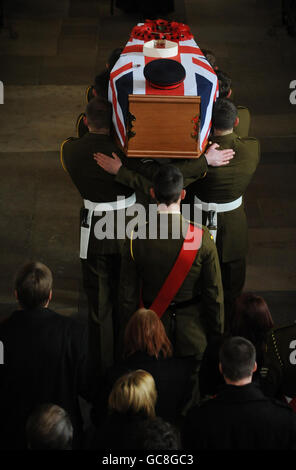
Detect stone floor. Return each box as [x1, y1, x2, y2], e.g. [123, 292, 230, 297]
[0, 0, 296, 326]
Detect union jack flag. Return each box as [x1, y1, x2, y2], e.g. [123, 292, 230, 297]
[109, 34, 218, 153]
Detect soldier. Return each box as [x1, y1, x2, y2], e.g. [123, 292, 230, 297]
[119, 164, 224, 406]
[260, 321, 296, 411]
[216, 69, 251, 138]
[61, 97, 144, 377]
[76, 47, 123, 138]
[186, 98, 260, 329]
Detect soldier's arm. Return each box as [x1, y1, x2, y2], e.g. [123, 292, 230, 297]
[93, 144, 234, 195]
[199, 228, 224, 338]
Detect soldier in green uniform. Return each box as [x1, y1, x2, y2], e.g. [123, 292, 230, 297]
[119, 164, 224, 405]
[216, 69, 251, 138]
[186, 98, 260, 329]
[76, 48, 123, 138]
[61, 97, 146, 378]
[260, 322, 296, 410]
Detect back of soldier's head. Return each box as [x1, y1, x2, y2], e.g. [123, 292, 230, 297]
[85, 96, 112, 131]
[216, 70, 232, 98]
[152, 164, 183, 205]
[26, 404, 73, 450]
[219, 336, 256, 382]
[212, 98, 237, 131]
[107, 47, 123, 71]
[15, 261, 53, 310]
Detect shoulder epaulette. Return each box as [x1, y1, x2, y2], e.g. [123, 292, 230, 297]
[60, 137, 74, 172]
[85, 85, 93, 103]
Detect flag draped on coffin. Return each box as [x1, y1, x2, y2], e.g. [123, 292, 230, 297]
[108, 21, 219, 154]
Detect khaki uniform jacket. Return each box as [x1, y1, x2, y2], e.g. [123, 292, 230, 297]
[61, 132, 139, 255]
[189, 131, 260, 262]
[119, 213, 224, 358]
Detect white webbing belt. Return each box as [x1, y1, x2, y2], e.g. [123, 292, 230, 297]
[195, 196, 242, 242]
[80, 192, 136, 259]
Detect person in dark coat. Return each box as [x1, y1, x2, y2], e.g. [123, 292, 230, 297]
[91, 308, 196, 426]
[183, 337, 296, 450]
[199, 293, 274, 399]
[0, 262, 90, 450]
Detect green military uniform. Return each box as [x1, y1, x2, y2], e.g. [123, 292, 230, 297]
[260, 322, 296, 407]
[120, 213, 224, 357]
[186, 131, 260, 328]
[236, 105, 251, 137]
[114, 153, 209, 204]
[61, 132, 144, 377]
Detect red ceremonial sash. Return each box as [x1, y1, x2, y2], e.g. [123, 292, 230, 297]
[140, 223, 203, 318]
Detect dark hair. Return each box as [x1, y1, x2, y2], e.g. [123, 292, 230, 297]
[232, 293, 274, 356]
[137, 417, 181, 450]
[107, 47, 123, 72]
[124, 308, 173, 359]
[152, 164, 183, 205]
[216, 70, 232, 98]
[15, 261, 53, 310]
[85, 96, 112, 130]
[219, 336, 256, 381]
[212, 98, 237, 131]
[93, 70, 110, 99]
[201, 48, 218, 70]
[26, 404, 73, 450]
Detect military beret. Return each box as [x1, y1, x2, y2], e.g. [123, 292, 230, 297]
[143, 59, 186, 89]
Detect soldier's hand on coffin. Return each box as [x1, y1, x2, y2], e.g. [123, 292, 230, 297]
[93, 152, 122, 174]
[205, 143, 235, 167]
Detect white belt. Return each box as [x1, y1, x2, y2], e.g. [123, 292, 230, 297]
[194, 196, 242, 242]
[80, 192, 136, 259]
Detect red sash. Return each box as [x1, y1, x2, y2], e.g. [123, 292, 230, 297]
[140, 223, 203, 318]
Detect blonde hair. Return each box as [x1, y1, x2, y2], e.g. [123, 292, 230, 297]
[108, 370, 157, 419]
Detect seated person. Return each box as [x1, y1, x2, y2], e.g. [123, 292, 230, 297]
[26, 404, 73, 450]
[183, 336, 296, 450]
[91, 308, 196, 425]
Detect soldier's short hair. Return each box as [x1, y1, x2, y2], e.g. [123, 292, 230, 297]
[216, 70, 232, 98]
[219, 336, 256, 382]
[107, 47, 123, 72]
[152, 164, 183, 205]
[26, 404, 73, 450]
[85, 96, 112, 130]
[212, 97, 237, 131]
[15, 261, 53, 310]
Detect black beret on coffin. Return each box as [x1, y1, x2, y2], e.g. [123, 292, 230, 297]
[143, 59, 186, 89]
